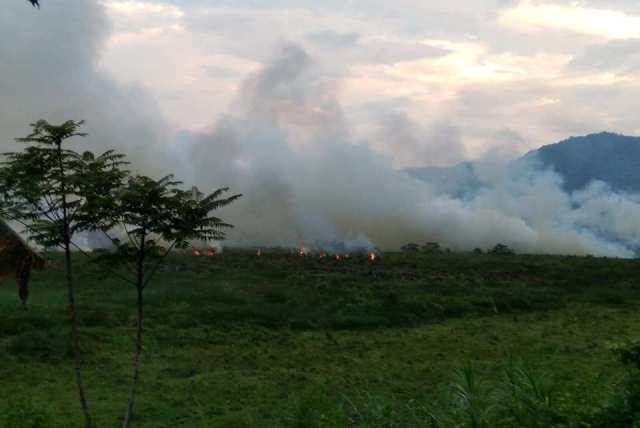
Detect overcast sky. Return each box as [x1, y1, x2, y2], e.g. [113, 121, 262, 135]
[0, 0, 640, 167]
[5, 0, 640, 168]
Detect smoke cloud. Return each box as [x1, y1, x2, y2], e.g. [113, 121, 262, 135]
[0, 1, 171, 173]
[181, 44, 640, 257]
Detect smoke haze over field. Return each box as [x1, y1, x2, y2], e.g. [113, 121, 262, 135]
[3, 0, 640, 257]
[181, 44, 640, 257]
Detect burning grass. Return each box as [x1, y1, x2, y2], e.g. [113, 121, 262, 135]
[1, 251, 640, 426]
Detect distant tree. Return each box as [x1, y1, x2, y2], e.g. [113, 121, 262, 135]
[422, 242, 442, 254]
[401, 243, 420, 252]
[84, 175, 241, 428]
[0, 120, 128, 428]
[488, 243, 515, 255]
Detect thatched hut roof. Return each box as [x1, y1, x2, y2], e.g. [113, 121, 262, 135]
[0, 219, 46, 306]
[0, 219, 44, 280]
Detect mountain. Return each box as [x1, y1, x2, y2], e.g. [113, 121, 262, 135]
[407, 132, 640, 195]
[521, 132, 640, 193]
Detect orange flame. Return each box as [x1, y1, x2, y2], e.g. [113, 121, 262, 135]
[368, 253, 376, 262]
[257, 249, 262, 257]
[193, 250, 201, 257]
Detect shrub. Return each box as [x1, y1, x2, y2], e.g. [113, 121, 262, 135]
[590, 341, 640, 427]
[488, 244, 515, 255]
[288, 387, 347, 428]
[1, 399, 50, 428]
[422, 242, 442, 254]
[401, 243, 421, 252]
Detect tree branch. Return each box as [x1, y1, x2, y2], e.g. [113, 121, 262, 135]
[68, 241, 137, 287]
[142, 240, 178, 289]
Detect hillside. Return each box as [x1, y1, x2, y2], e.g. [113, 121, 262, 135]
[522, 132, 640, 193]
[407, 132, 640, 194]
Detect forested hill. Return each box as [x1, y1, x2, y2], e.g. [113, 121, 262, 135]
[521, 132, 640, 193]
[407, 132, 640, 194]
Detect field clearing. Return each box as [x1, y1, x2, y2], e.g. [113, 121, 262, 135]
[1, 251, 640, 427]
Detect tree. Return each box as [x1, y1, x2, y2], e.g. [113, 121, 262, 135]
[0, 120, 128, 428]
[488, 243, 515, 256]
[85, 174, 241, 428]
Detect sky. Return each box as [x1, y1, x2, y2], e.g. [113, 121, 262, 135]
[3, 0, 640, 254]
[96, 0, 640, 166]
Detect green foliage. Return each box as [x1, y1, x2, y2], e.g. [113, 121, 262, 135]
[288, 387, 348, 428]
[2, 251, 640, 426]
[589, 342, 640, 427]
[0, 120, 128, 247]
[450, 364, 488, 428]
[612, 341, 640, 370]
[488, 244, 515, 255]
[422, 242, 442, 254]
[86, 174, 241, 288]
[111, 175, 241, 249]
[1, 398, 50, 428]
[502, 361, 566, 427]
[400, 243, 420, 252]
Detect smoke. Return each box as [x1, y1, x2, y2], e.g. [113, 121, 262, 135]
[181, 44, 640, 257]
[2, 2, 639, 257]
[0, 1, 171, 173]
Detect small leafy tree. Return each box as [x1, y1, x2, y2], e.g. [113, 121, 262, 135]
[85, 174, 241, 427]
[0, 120, 128, 428]
[488, 243, 515, 256]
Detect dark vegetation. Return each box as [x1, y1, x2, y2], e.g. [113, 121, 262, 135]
[2, 250, 640, 427]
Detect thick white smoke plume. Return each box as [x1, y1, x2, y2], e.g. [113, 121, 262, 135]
[1, 1, 172, 248]
[0, 1, 171, 171]
[181, 44, 640, 257]
[2, 2, 640, 257]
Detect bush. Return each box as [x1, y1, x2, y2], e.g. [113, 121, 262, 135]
[422, 242, 442, 254]
[502, 362, 567, 427]
[7, 329, 72, 362]
[590, 341, 640, 427]
[1, 399, 50, 428]
[401, 243, 421, 252]
[287, 387, 347, 428]
[488, 244, 515, 255]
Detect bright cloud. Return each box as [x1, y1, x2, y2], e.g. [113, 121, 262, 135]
[103, 0, 184, 19]
[499, 1, 640, 39]
[94, 0, 640, 160]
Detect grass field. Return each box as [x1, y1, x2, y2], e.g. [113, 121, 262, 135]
[1, 250, 640, 427]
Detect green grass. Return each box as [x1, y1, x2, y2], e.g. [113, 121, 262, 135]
[1, 251, 640, 427]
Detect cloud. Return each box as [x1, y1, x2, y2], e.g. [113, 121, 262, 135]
[499, 1, 640, 39]
[305, 30, 361, 48]
[98, 0, 640, 150]
[569, 39, 640, 75]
